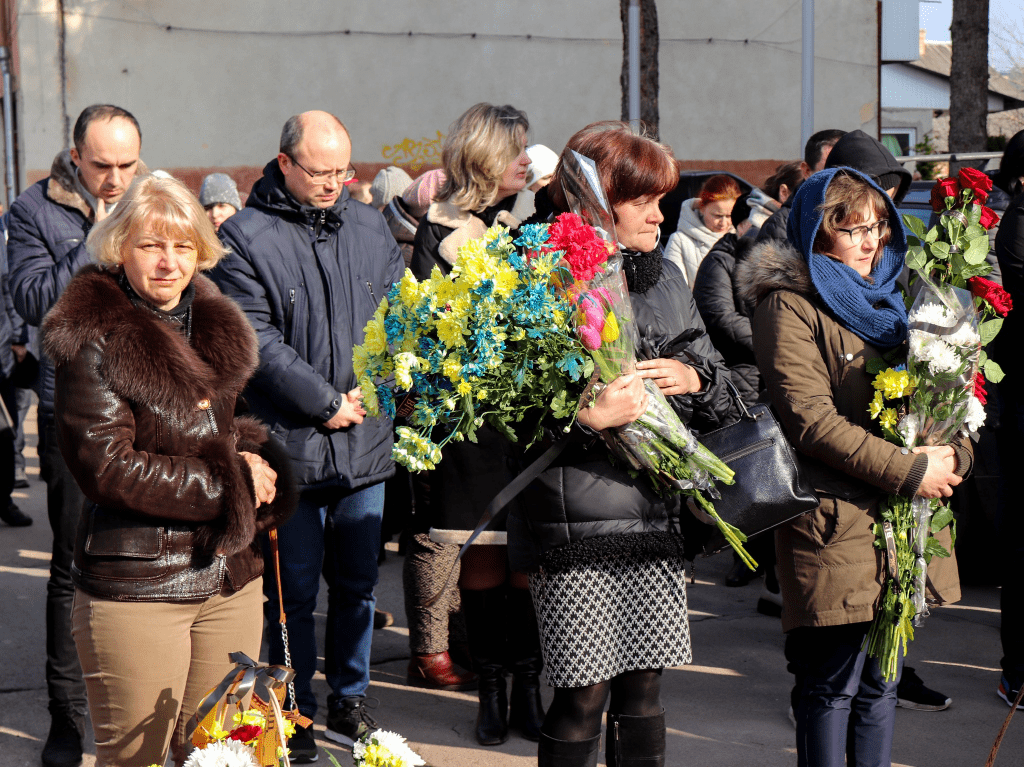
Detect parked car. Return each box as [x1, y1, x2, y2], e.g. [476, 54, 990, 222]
[658, 170, 754, 248]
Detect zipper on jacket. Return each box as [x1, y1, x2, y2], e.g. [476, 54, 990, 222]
[205, 408, 219, 436]
[366, 281, 377, 304]
[216, 554, 227, 591]
[614, 720, 620, 764]
[285, 288, 296, 341]
[719, 437, 773, 463]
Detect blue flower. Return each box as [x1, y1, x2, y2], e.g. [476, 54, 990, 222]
[514, 224, 550, 251]
[377, 383, 396, 420]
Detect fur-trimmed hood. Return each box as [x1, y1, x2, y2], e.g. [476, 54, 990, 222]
[735, 238, 814, 309]
[43, 266, 257, 419]
[46, 149, 150, 222]
[426, 190, 535, 265]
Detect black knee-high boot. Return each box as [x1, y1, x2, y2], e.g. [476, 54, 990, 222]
[606, 710, 666, 767]
[461, 586, 509, 745]
[538, 732, 601, 767]
[508, 586, 545, 741]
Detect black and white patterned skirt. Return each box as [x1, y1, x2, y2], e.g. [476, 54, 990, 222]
[528, 554, 692, 688]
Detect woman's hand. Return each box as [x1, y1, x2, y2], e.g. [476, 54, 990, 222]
[636, 357, 702, 396]
[913, 445, 961, 499]
[239, 451, 278, 507]
[577, 372, 648, 431]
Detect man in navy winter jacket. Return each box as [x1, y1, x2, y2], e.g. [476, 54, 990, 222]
[8, 104, 142, 767]
[212, 111, 404, 760]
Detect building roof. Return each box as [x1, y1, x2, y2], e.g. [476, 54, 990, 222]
[909, 41, 1024, 109]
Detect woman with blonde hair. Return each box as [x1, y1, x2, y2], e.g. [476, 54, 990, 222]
[408, 103, 545, 747]
[42, 174, 295, 766]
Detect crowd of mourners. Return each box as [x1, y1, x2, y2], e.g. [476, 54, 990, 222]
[1, 100, 1022, 767]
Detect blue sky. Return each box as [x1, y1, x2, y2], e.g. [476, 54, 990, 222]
[920, 0, 1021, 70]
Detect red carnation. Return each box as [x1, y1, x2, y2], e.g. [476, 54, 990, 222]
[957, 167, 993, 203]
[228, 724, 263, 743]
[546, 212, 611, 282]
[979, 205, 1000, 230]
[969, 276, 1014, 316]
[930, 177, 961, 212]
[973, 372, 988, 406]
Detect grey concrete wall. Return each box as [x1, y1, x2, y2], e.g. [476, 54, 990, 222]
[13, 0, 880, 189]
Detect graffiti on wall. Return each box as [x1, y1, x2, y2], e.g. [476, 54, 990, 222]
[382, 131, 444, 171]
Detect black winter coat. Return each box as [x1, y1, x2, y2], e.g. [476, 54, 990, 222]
[213, 161, 405, 489]
[995, 191, 1024, 385]
[755, 196, 793, 245]
[507, 259, 739, 572]
[692, 233, 761, 405]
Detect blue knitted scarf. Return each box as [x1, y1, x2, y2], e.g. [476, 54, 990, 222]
[787, 168, 908, 349]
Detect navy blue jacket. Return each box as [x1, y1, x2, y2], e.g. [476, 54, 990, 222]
[212, 161, 404, 490]
[8, 152, 97, 413]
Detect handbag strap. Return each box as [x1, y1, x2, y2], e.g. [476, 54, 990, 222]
[720, 375, 754, 421]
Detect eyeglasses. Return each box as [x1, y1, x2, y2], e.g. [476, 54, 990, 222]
[836, 219, 889, 246]
[286, 155, 355, 185]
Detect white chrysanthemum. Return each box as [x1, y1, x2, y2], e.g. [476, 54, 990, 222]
[368, 729, 423, 761]
[183, 740, 259, 767]
[963, 395, 987, 432]
[908, 330, 931, 358]
[909, 302, 956, 328]
[899, 412, 922, 445]
[943, 323, 981, 349]
[921, 339, 961, 376]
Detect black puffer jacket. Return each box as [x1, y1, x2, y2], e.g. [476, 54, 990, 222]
[692, 233, 761, 406]
[507, 258, 738, 572]
[212, 161, 405, 489]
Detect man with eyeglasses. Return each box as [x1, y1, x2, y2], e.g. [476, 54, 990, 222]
[212, 111, 404, 762]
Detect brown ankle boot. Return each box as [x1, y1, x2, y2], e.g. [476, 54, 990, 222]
[407, 651, 478, 691]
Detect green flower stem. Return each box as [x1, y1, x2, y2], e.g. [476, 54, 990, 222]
[691, 490, 758, 570]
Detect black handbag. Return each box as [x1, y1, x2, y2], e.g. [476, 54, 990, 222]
[694, 380, 819, 556]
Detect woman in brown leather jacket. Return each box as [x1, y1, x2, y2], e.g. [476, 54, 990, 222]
[42, 174, 295, 767]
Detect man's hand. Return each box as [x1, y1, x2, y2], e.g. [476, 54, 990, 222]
[324, 387, 367, 429]
[94, 198, 108, 223]
[914, 445, 961, 499]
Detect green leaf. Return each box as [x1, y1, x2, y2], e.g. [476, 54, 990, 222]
[925, 225, 939, 243]
[984, 358, 1006, 383]
[929, 241, 950, 259]
[906, 245, 928, 271]
[966, 223, 987, 239]
[902, 213, 926, 240]
[980, 318, 1003, 346]
[865, 357, 888, 375]
[925, 537, 950, 560]
[963, 235, 989, 265]
[930, 506, 954, 533]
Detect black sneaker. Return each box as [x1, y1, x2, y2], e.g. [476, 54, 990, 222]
[325, 696, 379, 747]
[998, 674, 1024, 710]
[0, 502, 32, 527]
[896, 666, 951, 711]
[41, 709, 84, 767]
[13, 469, 29, 488]
[287, 723, 319, 763]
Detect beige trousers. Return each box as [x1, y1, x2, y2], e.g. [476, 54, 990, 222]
[71, 578, 263, 767]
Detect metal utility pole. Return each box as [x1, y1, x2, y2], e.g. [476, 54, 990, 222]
[801, 0, 814, 152]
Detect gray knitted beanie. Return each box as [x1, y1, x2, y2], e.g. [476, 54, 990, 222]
[199, 173, 242, 210]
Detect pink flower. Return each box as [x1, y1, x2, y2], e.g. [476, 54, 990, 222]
[578, 325, 603, 350]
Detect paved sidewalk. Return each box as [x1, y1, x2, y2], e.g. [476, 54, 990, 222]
[1, 408, 1021, 766]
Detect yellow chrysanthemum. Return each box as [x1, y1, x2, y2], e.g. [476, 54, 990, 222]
[457, 381, 472, 396]
[362, 303, 388, 356]
[353, 344, 370, 378]
[437, 314, 467, 348]
[393, 352, 421, 389]
[232, 709, 266, 728]
[358, 374, 379, 415]
[600, 311, 620, 343]
[510, 327, 526, 341]
[868, 390, 884, 418]
[879, 408, 899, 431]
[398, 270, 422, 308]
[873, 369, 912, 399]
[493, 263, 520, 298]
[443, 356, 463, 383]
[477, 389, 488, 401]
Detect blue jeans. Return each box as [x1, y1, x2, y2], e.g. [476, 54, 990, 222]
[786, 622, 902, 767]
[263, 483, 385, 718]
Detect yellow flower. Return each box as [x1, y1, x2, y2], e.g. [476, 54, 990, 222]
[362, 302, 388, 356]
[600, 311, 620, 343]
[206, 720, 230, 741]
[457, 381, 472, 396]
[510, 327, 526, 341]
[493, 262, 520, 298]
[477, 389, 487, 401]
[879, 408, 899, 431]
[393, 352, 421, 390]
[358, 374, 379, 415]
[437, 314, 467, 349]
[873, 368, 912, 399]
[398, 270, 421, 308]
[443, 356, 464, 383]
[868, 390, 884, 418]
[353, 344, 370, 378]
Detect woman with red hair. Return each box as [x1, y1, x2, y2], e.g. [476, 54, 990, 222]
[665, 174, 742, 285]
[509, 122, 738, 767]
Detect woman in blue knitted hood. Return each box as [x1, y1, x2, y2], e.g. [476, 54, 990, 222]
[738, 167, 969, 767]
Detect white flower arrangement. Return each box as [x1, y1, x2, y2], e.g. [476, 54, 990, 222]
[963, 394, 987, 432]
[182, 739, 259, 767]
[908, 302, 956, 328]
[352, 729, 425, 767]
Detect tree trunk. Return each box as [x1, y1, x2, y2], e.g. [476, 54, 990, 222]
[620, 0, 659, 138]
[948, 0, 989, 171]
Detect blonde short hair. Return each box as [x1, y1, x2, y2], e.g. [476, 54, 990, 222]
[87, 174, 230, 271]
[438, 103, 529, 212]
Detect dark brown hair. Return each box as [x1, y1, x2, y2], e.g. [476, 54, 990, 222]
[813, 170, 891, 270]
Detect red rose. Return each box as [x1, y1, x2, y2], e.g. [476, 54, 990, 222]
[979, 205, 1000, 230]
[973, 372, 988, 406]
[930, 177, 961, 212]
[228, 724, 262, 743]
[957, 167, 993, 203]
[969, 276, 1014, 316]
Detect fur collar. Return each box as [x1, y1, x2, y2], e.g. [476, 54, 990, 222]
[46, 150, 150, 222]
[42, 266, 257, 419]
[735, 239, 815, 308]
[427, 190, 535, 265]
